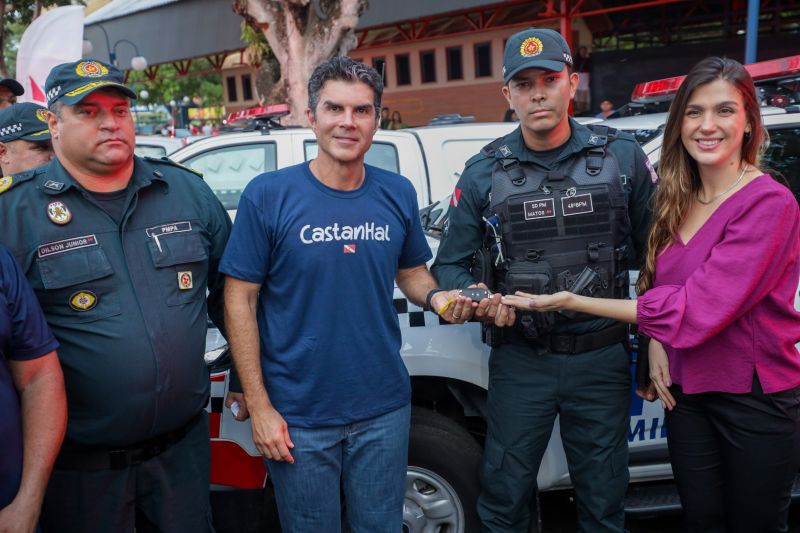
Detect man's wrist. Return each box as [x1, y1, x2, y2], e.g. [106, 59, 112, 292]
[425, 288, 446, 312]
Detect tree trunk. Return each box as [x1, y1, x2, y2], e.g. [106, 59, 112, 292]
[233, 0, 367, 126]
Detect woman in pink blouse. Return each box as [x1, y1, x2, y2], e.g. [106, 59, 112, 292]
[504, 56, 800, 532]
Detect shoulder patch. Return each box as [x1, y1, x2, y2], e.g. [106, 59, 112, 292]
[0, 169, 37, 195]
[143, 156, 203, 178]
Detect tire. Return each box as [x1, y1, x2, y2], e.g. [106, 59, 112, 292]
[405, 407, 482, 533]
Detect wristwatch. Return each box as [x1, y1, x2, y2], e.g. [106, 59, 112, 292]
[425, 288, 446, 312]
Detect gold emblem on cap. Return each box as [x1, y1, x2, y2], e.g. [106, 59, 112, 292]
[520, 36, 544, 57]
[47, 201, 72, 225]
[35, 109, 48, 122]
[69, 291, 97, 311]
[178, 271, 193, 290]
[75, 61, 109, 78]
[0, 176, 12, 194]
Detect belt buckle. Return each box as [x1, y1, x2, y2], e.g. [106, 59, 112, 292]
[109, 449, 130, 469]
[553, 335, 576, 354]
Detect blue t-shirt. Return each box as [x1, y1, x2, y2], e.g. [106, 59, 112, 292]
[0, 245, 59, 509]
[221, 162, 432, 427]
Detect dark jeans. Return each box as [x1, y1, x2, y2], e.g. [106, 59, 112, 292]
[41, 412, 214, 533]
[477, 341, 630, 533]
[666, 375, 800, 533]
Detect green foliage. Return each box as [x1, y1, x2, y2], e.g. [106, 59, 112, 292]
[2, 1, 84, 77]
[240, 19, 271, 66]
[127, 61, 224, 107]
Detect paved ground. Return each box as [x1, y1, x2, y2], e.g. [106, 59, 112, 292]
[211, 488, 800, 532]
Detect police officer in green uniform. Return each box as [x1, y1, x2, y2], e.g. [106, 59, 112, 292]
[0, 102, 54, 176]
[0, 59, 230, 533]
[431, 28, 656, 532]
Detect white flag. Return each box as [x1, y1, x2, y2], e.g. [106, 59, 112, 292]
[16, 5, 85, 104]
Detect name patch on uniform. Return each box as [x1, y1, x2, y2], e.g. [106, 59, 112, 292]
[69, 291, 97, 311]
[561, 194, 594, 216]
[38, 234, 98, 258]
[524, 199, 555, 220]
[146, 221, 192, 238]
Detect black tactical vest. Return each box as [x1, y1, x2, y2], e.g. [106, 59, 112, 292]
[484, 126, 632, 337]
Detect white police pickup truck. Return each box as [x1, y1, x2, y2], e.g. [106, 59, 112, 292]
[175, 72, 800, 531]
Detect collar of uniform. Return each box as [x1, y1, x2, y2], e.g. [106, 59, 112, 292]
[133, 156, 169, 192]
[507, 120, 585, 166]
[38, 158, 80, 195]
[37, 157, 168, 195]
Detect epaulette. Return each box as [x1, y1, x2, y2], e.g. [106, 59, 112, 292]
[0, 168, 39, 195]
[464, 152, 490, 169]
[143, 156, 204, 178]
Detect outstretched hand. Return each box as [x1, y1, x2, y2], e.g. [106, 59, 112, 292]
[501, 291, 574, 312]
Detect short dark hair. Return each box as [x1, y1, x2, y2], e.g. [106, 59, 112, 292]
[307, 57, 383, 115]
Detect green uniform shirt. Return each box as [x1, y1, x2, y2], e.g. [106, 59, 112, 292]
[431, 119, 657, 334]
[0, 156, 231, 447]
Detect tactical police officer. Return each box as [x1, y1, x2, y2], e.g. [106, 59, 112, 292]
[0, 102, 54, 176]
[0, 59, 231, 532]
[431, 28, 657, 532]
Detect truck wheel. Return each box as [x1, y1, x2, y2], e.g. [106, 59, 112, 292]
[404, 408, 482, 533]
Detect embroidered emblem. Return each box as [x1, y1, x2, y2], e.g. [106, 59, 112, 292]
[43, 180, 65, 191]
[520, 37, 544, 57]
[498, 145, 513, 157]
[75, 61, 108, 78]
[69, 291, 97, 311]
[47, 201, 72, 225]
[0, 176, 12, 194]
[36, 109, 48, 122]
[178, 271, 193, 290]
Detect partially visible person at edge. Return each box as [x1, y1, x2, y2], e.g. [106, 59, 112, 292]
[380, 106, 391, 129]
[504, 56, 800, 533]
[596, 98, 615, 119]
[0, 58, 231, 532]
[431, 27, 656, 532]
[0, 77, 23, 109]
[0, 206, 65, 533]
[221, 56, 471, 532]
[387, 110, 408, 130]
[0, 103, 55, 176]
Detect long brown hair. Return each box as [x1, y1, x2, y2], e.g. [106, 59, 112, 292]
[636, 57, 766, 294]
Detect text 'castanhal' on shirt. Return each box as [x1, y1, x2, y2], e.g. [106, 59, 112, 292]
[300, 222, 391, 244]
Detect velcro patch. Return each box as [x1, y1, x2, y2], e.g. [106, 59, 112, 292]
[146, 221, 192, 238]
[561, 193, 594, 216]
[38, 234, 97, 258]
[524, 199, 555, 220]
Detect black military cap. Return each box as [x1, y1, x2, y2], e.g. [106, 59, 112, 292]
[503, 28, 574, 84]
[45, 58, 136, 106]
[0, 102, 51, 143]
[0, 78, 24, 96]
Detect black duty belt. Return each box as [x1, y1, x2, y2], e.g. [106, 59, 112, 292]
[545, 323, 629, 355]
[55, 411, 204, 471]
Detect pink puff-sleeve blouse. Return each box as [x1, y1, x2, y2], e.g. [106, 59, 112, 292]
[637, 175, 800, 394]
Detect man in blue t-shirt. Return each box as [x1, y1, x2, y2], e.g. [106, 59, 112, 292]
[0, 244, 65, 530]
[221, 57, 469, 532]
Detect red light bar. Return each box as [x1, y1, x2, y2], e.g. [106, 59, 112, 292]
[631, 54, 800, 103]
[227, 103, 290, 123]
